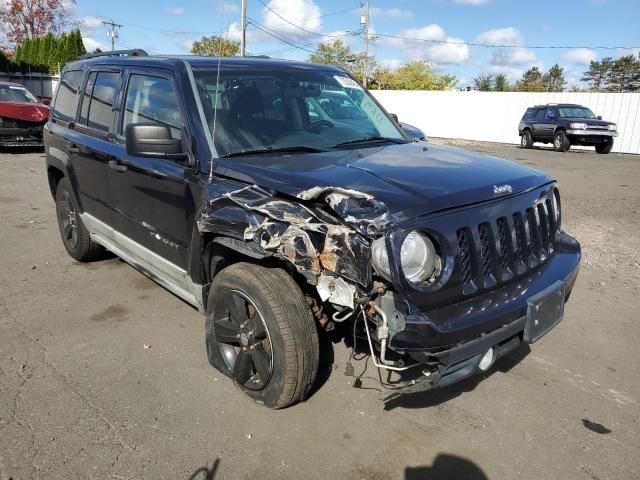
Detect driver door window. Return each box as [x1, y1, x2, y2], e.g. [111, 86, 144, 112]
[122, 74, 182, 140]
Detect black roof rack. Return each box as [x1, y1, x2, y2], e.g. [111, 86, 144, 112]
[78, 49, 149, 60]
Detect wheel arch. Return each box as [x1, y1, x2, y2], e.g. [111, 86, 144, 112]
[47, 165, 66, 199]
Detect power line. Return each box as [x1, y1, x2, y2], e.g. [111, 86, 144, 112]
[254, 31, 362, 56]
[247, 20, 317, 54]
[255, 0, 356, 38]
[375, 33, 640, 50]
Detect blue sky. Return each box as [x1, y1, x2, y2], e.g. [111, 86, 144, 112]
[70, 0, 640, 87]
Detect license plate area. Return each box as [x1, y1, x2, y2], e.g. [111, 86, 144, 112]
[524, 281, 566, 343]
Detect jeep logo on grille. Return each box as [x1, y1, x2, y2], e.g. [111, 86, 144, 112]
[493, 184, 513, 195]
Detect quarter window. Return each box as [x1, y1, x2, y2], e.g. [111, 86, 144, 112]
[122, 74, 182, 139]
[52, 70, 83, 121]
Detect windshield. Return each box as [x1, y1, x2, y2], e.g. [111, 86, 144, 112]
[558, 107, 596, 119]
[0, 85, 39, 103]
[192, 67, 406, 157]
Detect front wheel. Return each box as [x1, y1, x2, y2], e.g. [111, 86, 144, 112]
[205, 263, 319, 409]
[553, 131, 571, 152]
[595, 140, 614, 154]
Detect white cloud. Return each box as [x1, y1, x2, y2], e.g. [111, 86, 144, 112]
[379, 58, 402, 70]
[476, 27, 522, 46]
[616, 47, 640, 58]
[490, 47, 537, 65]
[181, 39, 194, 52]
[262, 0, 323, 40]
[488, 65, 524, 82]
[61, 0, 76, 12]
[79, 16, 103, 32]
[563, 48, 597, 65]
[371, 7, 413, 18]
[164, 7, 185, 16]
[384, 24, 470, 65]
[82, 36, 105, 52]
[454, 0, 490, 4]
[217, 2, 240, 13]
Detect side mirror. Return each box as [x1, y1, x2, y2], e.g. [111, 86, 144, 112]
[39, 97, 51, 106]
[125, 123, 187, 160]
[390, 113, 399, 123]
[597, 115, 602, 120]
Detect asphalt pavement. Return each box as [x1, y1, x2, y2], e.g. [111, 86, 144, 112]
[1, 141, 639, 480]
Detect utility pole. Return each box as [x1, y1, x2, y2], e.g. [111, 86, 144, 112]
[103, 20, 122, 51]
[240, 0, 247, 56]
[362, 1, 370, 88]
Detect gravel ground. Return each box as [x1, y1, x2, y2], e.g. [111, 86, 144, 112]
[1, 141, 639, 480]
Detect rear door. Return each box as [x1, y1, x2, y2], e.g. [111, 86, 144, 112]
[106, 68, 193, 269]
[71, 68, 122, 223]
[532, 108, 549, 139]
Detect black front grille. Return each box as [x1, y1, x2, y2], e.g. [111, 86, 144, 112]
[456, 198, 557, 292]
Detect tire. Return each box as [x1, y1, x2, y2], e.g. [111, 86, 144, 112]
[55, 177, 104, 261]
[205, 262, 319, 409]
[595, 140, 614, 154]
[553, 130, 571, 152]
[520, 130, 533, 149]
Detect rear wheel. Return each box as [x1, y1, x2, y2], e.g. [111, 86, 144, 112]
[205, 263, 319, 409]
[520, 130, 533, 149]
[553, 131, 571, 152]
[595, 140, 614, 154]
[55, 177, 104, 261]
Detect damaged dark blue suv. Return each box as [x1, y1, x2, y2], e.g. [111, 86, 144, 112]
[45, 51, 581, 408]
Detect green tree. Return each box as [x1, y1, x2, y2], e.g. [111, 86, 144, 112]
[473, 72, 493, 91]
[309, 39, 363, 77]
[191, 35, 240, 57]
[440, 74, 458, 90]
[581, 57, 613, 91]
[392, 61, 443, 90]
[14, 42, 24, 62]
[607, 55, 640, 92]
[517, 66, 546, 92]
[53, 32, 67, 67]
[544, 64, 566, 92]
[494, 73, 509, 91]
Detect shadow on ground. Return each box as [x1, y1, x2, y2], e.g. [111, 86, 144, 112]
[406, 454, 489, 480]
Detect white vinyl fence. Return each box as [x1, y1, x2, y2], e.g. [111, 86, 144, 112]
[371, 90, 640, 155]
[0, 72, 59, 99]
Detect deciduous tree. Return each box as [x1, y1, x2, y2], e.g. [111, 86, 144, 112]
[473, 72, 493, 91]
[0, 0, 74, 45]
[191, 35, 240, 57]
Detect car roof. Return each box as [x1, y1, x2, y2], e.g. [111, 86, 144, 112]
[64, 53, 345, 74]
[530, 103, 586, 109]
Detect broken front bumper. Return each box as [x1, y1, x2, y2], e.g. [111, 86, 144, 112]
[382, 232, 581, 389]
[0, 126, 45, 146]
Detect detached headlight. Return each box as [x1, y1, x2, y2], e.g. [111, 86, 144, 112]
[608, 124, 617, 131]
[401, 231, 440, 284]
[569, 122, 587, 130]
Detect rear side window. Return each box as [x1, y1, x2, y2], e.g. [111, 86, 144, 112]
[533, 108, 546, 120]
[52, 70, 83, 121]
[79, 71, 120, 132]
[523, 108, 535, 120]
[122, 74, 182, 139]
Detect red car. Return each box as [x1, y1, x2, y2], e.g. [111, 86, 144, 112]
[0, 81, 50, 147]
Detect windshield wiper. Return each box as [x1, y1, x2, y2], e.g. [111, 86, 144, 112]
[330, 136, 408, 148]
[222, 145, 327, 158]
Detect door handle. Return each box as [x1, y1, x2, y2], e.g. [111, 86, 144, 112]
[108, 160, 128, 173]
[66, 145, 80, 154]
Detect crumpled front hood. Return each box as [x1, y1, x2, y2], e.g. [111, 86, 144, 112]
[214, 142, 552, 224]
[0, 102, 50, 123]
